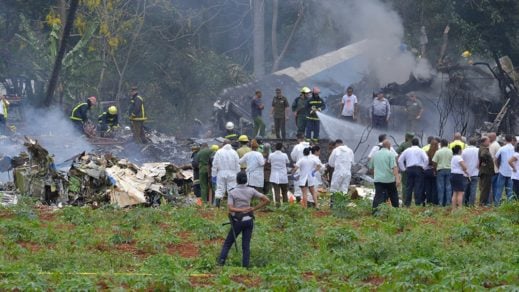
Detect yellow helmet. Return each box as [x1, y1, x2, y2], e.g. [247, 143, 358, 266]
[461, 50, 472, 58]
[108, 105, 118, 115]
[238, 135, 249, 142]
[300, 86, 311, 94]
[211, 145, 219, 152]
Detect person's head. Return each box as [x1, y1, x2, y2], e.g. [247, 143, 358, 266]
[275, 142, 283, 151]
[452, 145, 462, 155]
[377, 92, 384, 100]
[347, 86, 353, 96]
[238, 135, 249, 145]
[130, 86, 138, 96]
[210, 144, 219, 152]
[378, 133, 387, 143]
[429, 138, 439, 150]
[382, 139, 391, 149]
[300, 86, 311, 98]
[275, 88, 282, 97]
[480, 136, 490, 147]
[222, 139, 231, 146]
[296, 133, 305, 142]
[488, 132, 497, 142]
[411, 138, 420, 146]
[250, 139, 259, 150]
[405, 132, 414, 142]
[200, 143, 208, 149]
[303, 147, 311, 156]
[87, 96, 97, 107]
[335, 139, 343, 146]
[505, 134, 514, 144]
[468, 137, 477, 146]
[453, 132, 462, 141]
[427, 136, 434, 144]
[408, 92, 417, 101]
[237, 171, 248, 185]
[255, 90, 262, 98]
[108, 105, 117, 115]
[328, 141, 336, 150]
[440, 139, 449, 148]
[311, 145, 320, 155]
[312, 87, 320, 96]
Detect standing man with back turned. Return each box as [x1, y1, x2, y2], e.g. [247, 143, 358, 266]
[129, 86, 147, 144]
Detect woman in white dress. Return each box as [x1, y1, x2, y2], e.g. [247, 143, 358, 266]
[239, 140, 265, 192]
[268, 142, 290, 206]
[292, 147, 321, 208]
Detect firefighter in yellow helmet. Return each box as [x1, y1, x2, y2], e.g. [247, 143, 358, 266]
[98, 105, 119, 137]
[0, 95, 10, 135]
[70, 96, 97, 134]
[128, 86, 147, 143]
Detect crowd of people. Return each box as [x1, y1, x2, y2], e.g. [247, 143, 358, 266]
[370, 131, 519, 212]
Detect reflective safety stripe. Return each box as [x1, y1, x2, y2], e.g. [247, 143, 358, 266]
[2, 100, 8, 118]
[70, 103, 87, 121]
[225, 134, 238, 139]
[308, 101, 322, 104]
[306, 116, 320, 120]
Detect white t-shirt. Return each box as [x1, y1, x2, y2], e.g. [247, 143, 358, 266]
[461, 146, 479, 177]
[341, 94, 358, 116]
[451, 155, 465, 175]
[368, 144, 398, 159]
[511, 153, 519, 180]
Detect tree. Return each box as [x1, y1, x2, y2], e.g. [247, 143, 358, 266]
[253, 0, 265, 78]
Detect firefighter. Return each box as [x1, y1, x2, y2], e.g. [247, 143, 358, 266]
[98, 105, 119, 137]
[292, 87, 311, 136]
[70, 96, 97, 134]
[0, 95, 9, 135]
[305, 87, 326, 142]
[224, 121, 238, 141]
[128, 86, 147, 143]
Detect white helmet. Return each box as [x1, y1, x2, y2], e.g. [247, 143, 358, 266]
[225, 121, 235, 130]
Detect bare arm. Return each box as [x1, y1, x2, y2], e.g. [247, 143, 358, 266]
[509, 156, 517, 172]
[252, 195, 270, 212]
[392, 166, 401, 187]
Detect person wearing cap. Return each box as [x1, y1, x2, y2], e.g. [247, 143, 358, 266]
[340, 86, 358, 122]
[251, 90, 265, 138]
[405, 92, 423, 132]
[292, 87, 311, 136]
[271, 88, 289, 139]
[370, 92, 391, 130]
[97, 105, 119, 137]
[196, 144, 219, 203]
[212, 140, 241, 207]
[237, 135, 251, 169]
[128, 86, 147, 143]
[70, 96, 97, 133]
[305, 87, 326, 142]
[449, 132, 466, 150]
[217, 171, 270, 268]
[328, 139, 355, 194]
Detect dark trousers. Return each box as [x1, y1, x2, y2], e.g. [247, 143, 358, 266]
[272, 183, 288, 206]
[296, 114, 306, 135]
[513, 179, 519, 200]
[193, 183, 201, 197]
[274, 118, 286, 139]
[373, 182, 399, 211]
[199, 170, 209, 202]
[131, 120, 146, 143]
[372, 115, 388, 130]
[405, 166, 424, 207]
[253, 117, 266, 137]
[341, 116, 354, 122]
[305, 119, 320, 140]
[479, 173, 492, 206]
[423, 169, 438, 205]
[218, 219, 254, 267]
[0, 114, 5, 134]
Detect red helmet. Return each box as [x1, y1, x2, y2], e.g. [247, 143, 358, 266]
[312, 87, 320, 94]
[87, 96, 97, 105]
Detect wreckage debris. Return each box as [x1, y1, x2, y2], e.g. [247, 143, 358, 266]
[7, 137, 195, 208]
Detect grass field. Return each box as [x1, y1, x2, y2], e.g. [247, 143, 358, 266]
[1, 196, 519, 290]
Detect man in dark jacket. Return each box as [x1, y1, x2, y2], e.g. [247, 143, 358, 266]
[305, 87, 326, 142]
[292, 87, 311, 136]
[97, 105, 119, 137]
[128, 86, 147, 143]
[70, 96, 97, 133]
[479, 136, 494, 206]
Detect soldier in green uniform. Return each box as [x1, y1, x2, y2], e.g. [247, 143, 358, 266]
[405, 92, 423, 132]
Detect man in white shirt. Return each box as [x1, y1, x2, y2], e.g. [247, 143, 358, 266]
[494, 135, 515, 205]
[340, 86, 358, 122]
[290, 133, 310, 202]
[398, 138, 428, 207]
[329, 139, 354, 194]
[461, 138, 479, 206]
[488, 132, 501, 202]
[211, 140, 240, 206]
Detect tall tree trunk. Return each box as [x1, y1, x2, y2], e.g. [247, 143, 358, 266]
[253, 0, 265, 78]
[271, 0, 279, 63]
[44, 0, 79, 107]
[271, 1, 303, 72]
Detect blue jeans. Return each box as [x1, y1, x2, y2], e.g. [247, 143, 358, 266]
[494, 174, 513, 205]
[405, 166, 424, 207]
[464, 176, 479, 206]
[218, 219, 254, 267]
[436, 169, 452, 206]
[491, 174, 499, 204]
[305, 119, 320, 140]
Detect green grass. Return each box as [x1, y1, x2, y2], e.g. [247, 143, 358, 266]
[1, 196, 519, 290]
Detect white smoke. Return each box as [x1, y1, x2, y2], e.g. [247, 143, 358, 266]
[319, 0, 434, 86]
